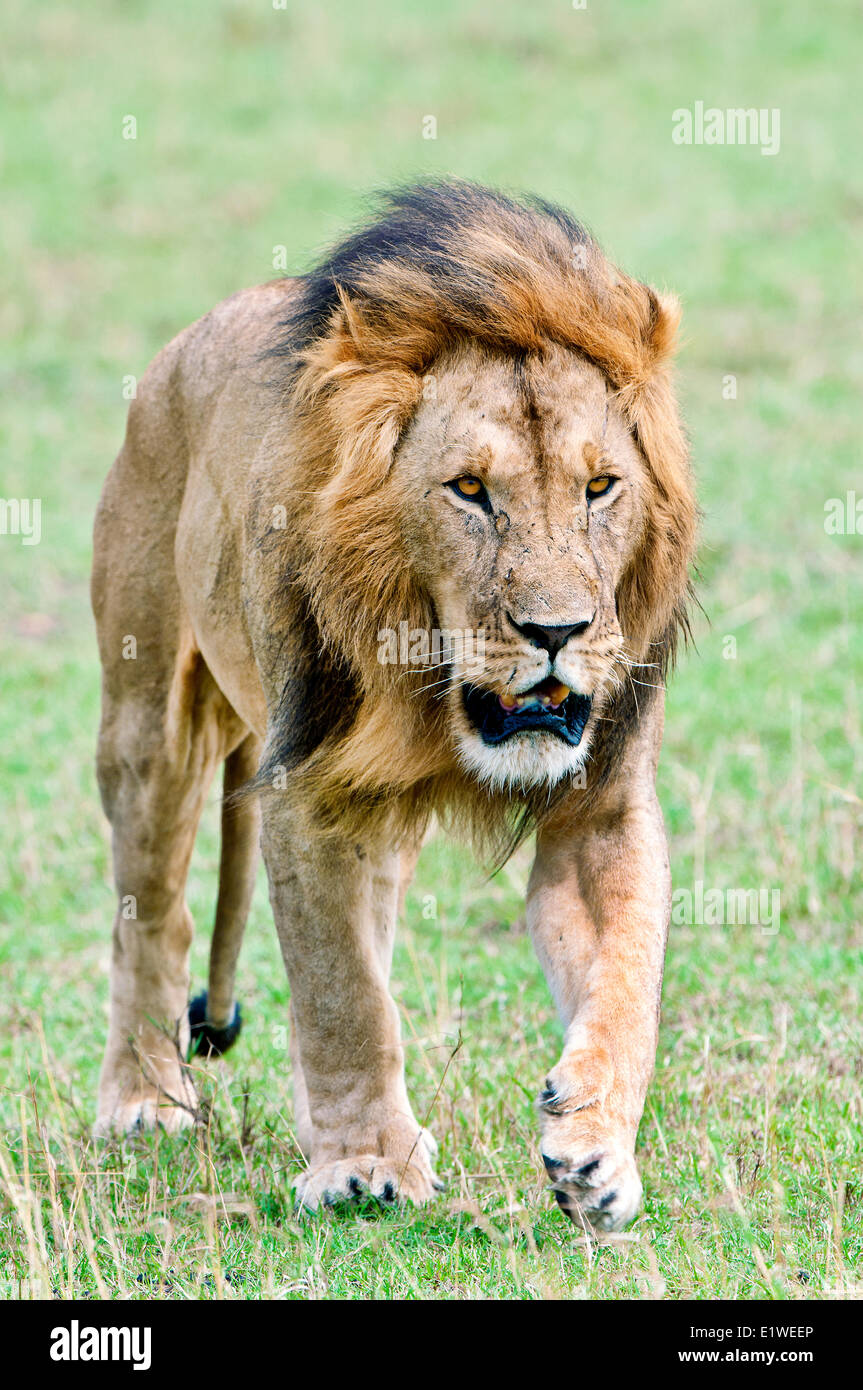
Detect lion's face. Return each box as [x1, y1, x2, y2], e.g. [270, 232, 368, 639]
[394, 343, 647, 791]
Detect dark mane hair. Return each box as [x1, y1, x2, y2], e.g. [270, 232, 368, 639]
[269, 181, 595, 385]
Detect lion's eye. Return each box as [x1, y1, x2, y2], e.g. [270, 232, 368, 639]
[586, 475, 616, 500]
[448, 475, 491, 510]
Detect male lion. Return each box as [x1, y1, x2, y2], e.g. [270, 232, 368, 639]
[92, 181, 696, 1231]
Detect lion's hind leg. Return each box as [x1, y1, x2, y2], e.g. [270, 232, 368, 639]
[94, 652, 235, 1134]
[92, 351, 256, 1133]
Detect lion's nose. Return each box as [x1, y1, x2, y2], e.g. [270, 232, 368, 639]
[507, 613, 594, 660]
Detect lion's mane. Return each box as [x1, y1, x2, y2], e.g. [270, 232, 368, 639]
[253, 181, 696, 856]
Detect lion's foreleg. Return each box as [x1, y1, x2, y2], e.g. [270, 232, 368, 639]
[261, 803, 440, 1208]
[526, 796, 671, 1232]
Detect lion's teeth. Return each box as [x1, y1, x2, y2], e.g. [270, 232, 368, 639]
[500, 682, 571, 713]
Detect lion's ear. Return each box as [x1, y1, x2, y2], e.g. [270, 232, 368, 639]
[304, 295, 423, 502]
[333, 283, 371, 361]
[647, 289, 681, 355]
[614, 286, 696, 668]
[290, 282, 422, 500]
[307, 284, 371, 375]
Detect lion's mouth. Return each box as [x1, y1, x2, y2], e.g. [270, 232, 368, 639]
[462, 676, 593, 747]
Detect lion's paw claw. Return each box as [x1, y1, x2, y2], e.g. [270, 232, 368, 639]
[294, 1147, 442, 1213]
[541, 1140, 642, 1233]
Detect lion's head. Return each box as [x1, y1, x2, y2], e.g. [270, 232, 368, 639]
[263, 181, 696, 844]
[393, 339, 665, 792]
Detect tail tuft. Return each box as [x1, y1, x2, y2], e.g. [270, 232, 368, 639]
[188, 992, 243, 1058]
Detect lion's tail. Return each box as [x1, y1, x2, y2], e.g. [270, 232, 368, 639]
[188, 734, 261, 1058]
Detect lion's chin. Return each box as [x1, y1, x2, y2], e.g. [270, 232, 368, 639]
[454, 725, 591, 794]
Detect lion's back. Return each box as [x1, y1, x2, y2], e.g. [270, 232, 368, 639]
[91, 279, 297, 674]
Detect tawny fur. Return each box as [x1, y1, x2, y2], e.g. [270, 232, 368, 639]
[92, 181, 696, 1231]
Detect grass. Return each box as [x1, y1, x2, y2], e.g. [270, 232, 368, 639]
[1, 0, 861, 1299]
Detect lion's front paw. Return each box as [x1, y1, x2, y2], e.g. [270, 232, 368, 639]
[294, 1127, 442, 1212]
[96, 1057, 198, 1136]
[539, 1063, 642, 1233]
[541, 1138, 642, 1233]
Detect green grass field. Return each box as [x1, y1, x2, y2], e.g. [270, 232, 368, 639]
[1, 0, 861, 1299]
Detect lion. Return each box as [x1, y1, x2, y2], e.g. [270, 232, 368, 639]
[91, 180, 696, 1232]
